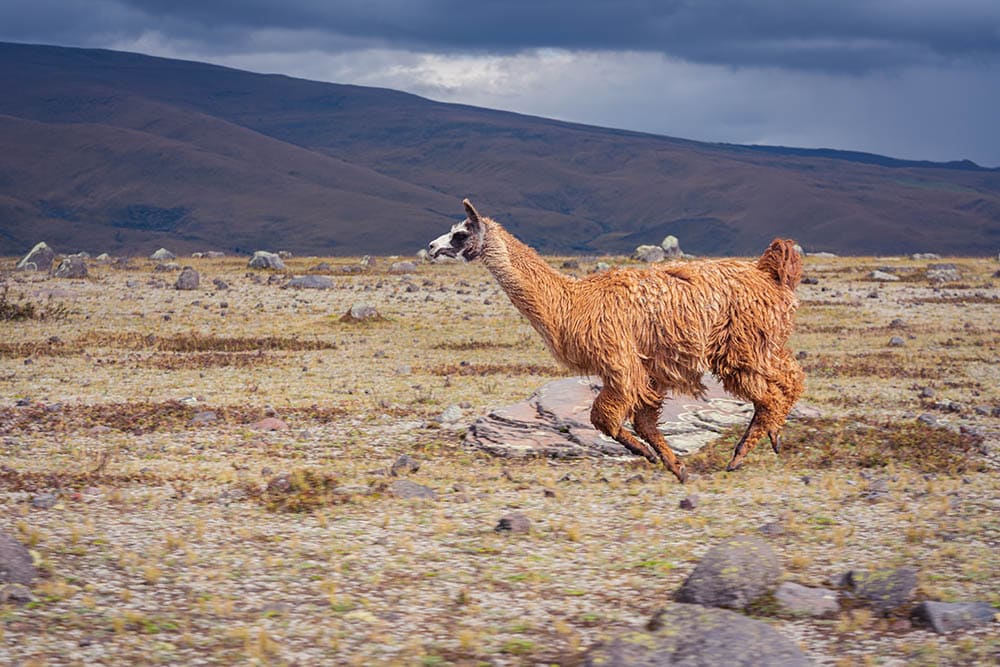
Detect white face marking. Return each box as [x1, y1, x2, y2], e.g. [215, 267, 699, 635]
[427, 219, 475, 261]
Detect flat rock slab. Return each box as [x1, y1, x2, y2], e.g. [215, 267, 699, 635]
[466, 376, 752, 459]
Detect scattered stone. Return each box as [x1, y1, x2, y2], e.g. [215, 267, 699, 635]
[660, 235, 681, 258]
[595, 261, 611, 272]
[800, 276, 819, 285]
[675, 536, 782, 610]
[31, 492, 58, 509]
[889, 318, 907, 329]
[796, 350, 808, 360]
[154, 262, 180, 272]
[773, 582, 840, 617]
[248, 251, 286, 270]
[917, 413, 938, 426]
[95, 252, 112, 262]
[587, 604, 810, 667]
[277, 250, 293, 259]
[0, 583, 35, 605]
[758, 521, 786, 537]
[911, 601, 996, 634]
[150, 248, 176, 261]
[189, 411, 218, 425]
[912, 253, 941, 260]
[361, 255, 377, 268]
[808, 251, 838, 258]
[51, 256, 88, 279]
[205, 251, 226, 258]
[252, 417, 289, 431]
[311, 262, 332, 272]
[390, 454, 421, 476]
[0, 531, 37, 585]
[679, 494, 699, 510]
[495, 512, 531, 534]
[870, 270, 900, 281]
[633, 244, 665, 263]
[340, 303, 382, 322]
[919, 387, 935, 399]
[16, 242, 56, 271]
[212, 278, 229, 290]
[174, 266, 200, 290]
[287, 275, 335, 289]
[561, 259, 580, 269]
[388, 479, 436, 500]
[439, 405, 463, 423]
[888, 336, 905, 347]
[926, 263, 960, 282]
[850, 567, 918, 616]
[933, 400, 963, 413]
[389, 261, 417, 274]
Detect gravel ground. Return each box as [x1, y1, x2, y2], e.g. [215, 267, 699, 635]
[1, 253, 998, 666]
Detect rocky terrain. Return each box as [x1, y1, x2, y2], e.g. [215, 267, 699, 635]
[1, 249, 998, 665]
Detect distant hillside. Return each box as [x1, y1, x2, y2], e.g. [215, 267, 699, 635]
[1, 41, 998, 257]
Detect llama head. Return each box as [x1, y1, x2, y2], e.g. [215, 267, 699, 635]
[428, 199, 486, 261]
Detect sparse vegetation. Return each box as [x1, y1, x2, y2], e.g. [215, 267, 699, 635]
[0, 253, 997, 666]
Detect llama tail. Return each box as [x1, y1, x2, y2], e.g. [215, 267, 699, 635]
[756, 238, 802, 290]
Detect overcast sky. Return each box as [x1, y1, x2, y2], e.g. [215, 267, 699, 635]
[3, 1, 999, 166]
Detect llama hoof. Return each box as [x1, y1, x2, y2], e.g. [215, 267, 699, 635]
[675, 465, 688, 484]
[769, 433, 781, 454]
[725, 460, 743, 472]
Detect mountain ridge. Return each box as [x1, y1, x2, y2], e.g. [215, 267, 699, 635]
[1, 41, 998, 257]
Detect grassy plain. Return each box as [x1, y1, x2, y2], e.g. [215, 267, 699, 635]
[1, 253, 998, 665]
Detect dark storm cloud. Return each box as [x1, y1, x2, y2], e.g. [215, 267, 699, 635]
[4, 1, 1000, 72]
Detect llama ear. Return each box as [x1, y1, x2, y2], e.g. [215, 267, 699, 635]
[462, 198, 481, 225]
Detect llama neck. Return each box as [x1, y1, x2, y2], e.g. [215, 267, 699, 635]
[480, 219, 573, 346]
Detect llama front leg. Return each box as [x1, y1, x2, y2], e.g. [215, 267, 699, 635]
[590, 387, 659, 464]
[725, 357, 805, 471]
[634, 403, 687, 483]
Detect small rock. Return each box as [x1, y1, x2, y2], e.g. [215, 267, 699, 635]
[759, 521, 786, 537]
[174, 266, 200, 290]
[389, 261, 417, 274]
[361, 255, 377, 268]
[277, 250, 293, 259]
[248, 251, 286, 270]
[926, 264, 960, 282]
[675, 536, 782, 610]
[205, 251, 225, 258]
[212, 278, 229, 290]
[495, 512, 531, 534]
[911, 253, 940, 260]
[287, 275, 335, 289]
[189, 411, 218, 425]
[889, 318, 907, 329]
[917, 413, 938, 426]
[340, 302, 382, 322]
[911, 601, 996, 634]
[660, 235, 681, 258]
[633, 245, 665, 263]
[888, 336, 905, 347]
[266, 474, 293, 494]
[51, 256, 88, 279]
[0, 583, 35, 604]
[150, 248, 175, 261]
[561, 259, 580, 269]
[800, 276, 819, 285]
[851, 567, 918, 616]
[0, 531, 37, 585]
[16, 242, 56, 272]
[439, 405, 463, 423]
[919, 387, 936, 399]
[252, 417, 289, 431]
[390, 454, 421, 476]
[388, 479, 436, 500]
[796, 350, 808, 360]
[595, 262, 611, 272]
[774, 582, 840, 617]
[679, 494, 699, 510]
[870, 270, 900, 282]
[31, 492, 58, 509]
[312, 262, 332, 272]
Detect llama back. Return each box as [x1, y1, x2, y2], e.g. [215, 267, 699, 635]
[756, 239, 802, 290]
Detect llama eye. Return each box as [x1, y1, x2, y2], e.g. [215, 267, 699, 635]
[451, 232, 469, 243]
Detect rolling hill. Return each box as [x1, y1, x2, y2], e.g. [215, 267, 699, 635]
[1, 41, 998, 257]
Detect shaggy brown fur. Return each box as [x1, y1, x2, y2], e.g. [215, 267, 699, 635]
[428, 199, 805, 482]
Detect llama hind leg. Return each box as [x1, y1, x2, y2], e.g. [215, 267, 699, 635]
[590, 387, 658, 464]
[633, 403, 687, 484]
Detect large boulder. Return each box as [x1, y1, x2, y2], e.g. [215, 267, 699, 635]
[675, 536, 782, 610]
[340, 302, 382, 322]
[248, 250, 286, 270]
[150, 248, 176, 261]
[16, 242, 56, 272]
[174, 266, 200, 290]
[633, 245, 666, 263]
[848, 567, 918, 616]
[51, 256, 88, 279]
[0, 530, 37, 586]
[584, 604, 811, 667]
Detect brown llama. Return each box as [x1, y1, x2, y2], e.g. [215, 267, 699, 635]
[428, 199, 805, 483]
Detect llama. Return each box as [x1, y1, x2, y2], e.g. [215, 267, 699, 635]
[428, 199, 805, 483]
